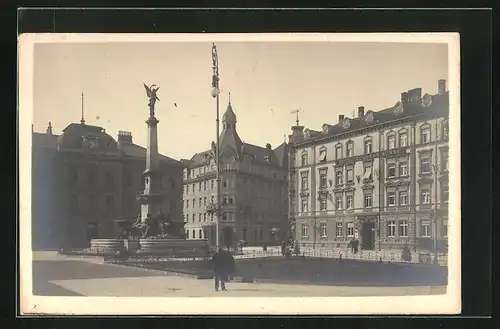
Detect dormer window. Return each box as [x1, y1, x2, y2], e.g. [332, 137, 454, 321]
[364, 111, 375, 124]
[342, 118, 351, 129]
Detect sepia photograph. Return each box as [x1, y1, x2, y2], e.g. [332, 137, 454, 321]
[19, 33, 461, 315]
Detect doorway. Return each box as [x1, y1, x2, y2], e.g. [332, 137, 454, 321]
[360, 221, 375, 250]
[222, 227, 233, 248]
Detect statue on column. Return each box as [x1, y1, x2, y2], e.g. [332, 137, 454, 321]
[144, 83, 160, 118]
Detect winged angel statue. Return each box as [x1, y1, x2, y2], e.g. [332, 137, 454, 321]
[144, 84, 160, 118]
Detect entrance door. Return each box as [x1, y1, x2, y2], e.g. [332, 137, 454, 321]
[222, 227, 233, 248]
[360, 221, 375, 250]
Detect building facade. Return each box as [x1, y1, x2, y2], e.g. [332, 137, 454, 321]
[32, 122, 184, 250]
[182, 99, 289, 247]
[288, 80, 449, 253]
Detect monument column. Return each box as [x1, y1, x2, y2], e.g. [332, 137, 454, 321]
[137, 84, 163, 222]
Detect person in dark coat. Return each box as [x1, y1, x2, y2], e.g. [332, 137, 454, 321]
[212, 247, 234, 291]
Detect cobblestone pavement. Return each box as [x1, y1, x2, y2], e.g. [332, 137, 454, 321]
[31, 251, 446, 297]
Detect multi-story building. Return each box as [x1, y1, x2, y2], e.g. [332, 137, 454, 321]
[182, 99, 289, 247]
[288, 79, 449, 253]
[31, 121, 184, 250]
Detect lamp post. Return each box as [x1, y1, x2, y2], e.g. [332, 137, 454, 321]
[211, 43, 221, 248]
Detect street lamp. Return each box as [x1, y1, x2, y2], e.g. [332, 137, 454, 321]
[212, 42, 221, 248]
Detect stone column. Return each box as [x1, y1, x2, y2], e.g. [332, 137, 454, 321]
[138, 116, 163, 222]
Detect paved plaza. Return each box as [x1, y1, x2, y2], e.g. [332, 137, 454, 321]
[30, 251, 446, 297]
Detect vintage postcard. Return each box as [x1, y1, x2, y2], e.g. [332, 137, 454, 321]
[19, 32, 461, 315]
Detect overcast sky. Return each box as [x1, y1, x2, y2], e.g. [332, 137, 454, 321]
[33, 40, 448, 160]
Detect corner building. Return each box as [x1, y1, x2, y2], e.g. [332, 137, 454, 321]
[288, 80, 449, 253]
[182, 99, 289, 248]
[32, 122, 184, 250]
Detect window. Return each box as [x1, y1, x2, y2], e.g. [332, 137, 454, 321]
[399, 162, 408, 176]
[336, 222, 343, 237]
[203, 213, 207, 222]
[421, 125, 431, 144]
[442, 185, 449, 203]
[346, 168, 354, 183]
[88, 169, 97, 185]
[105, 195, 114, 216]
[399, 220, 408, 237]
[319, 148, 327, 162]
[199, 182, 202, 191]
[347, 223, 354, 237]
[319, 198, 327, 211]
[199, 198, 202, 207]
[336, 195, 343, 210]
[364, 193, 373, 208]
[364, 139, 372, 154]
[346, 195, 353, 209]
[442, 149, 449, 172]
[421, 221, 431, 237]
[320, 222, 327, 237]
[203, 181, 207, 190]
[186, 185, 189, 193]
[199, 214, 202, 222]
[105, 172, 114, 185]
[387, 134, 396, 149]
[399, 131, 408, 147]
[335, 171, 343, 185]
[442, 121, 449, 140]
[301, 224, 308, 238]
[387, 163, 396, 178]
[203, 197, 207, 206]
[199, 230, 203, 239]
[420, 156, 431, 174]
[228, 196, 234, 205]
[192, 214, 195, 222]
[192, 230, 195, 239]
[301, 198, 308, 213]
[186, 200, 189, 208]
[211, 196, 214, 204]
[421, 189, 431, 204]
[211, 180, 214, 189]
[301, 172, 309, 190]
[186, 230, 189, 239]
[387, 221, 396, 237]
[387, 191, 396, 206]
[319, 169, 328, 188]
[301, 152, 308, 166]
[443, 220, 448, 238]
[346, 142, 354, 157]
[223, 180, 227, 187]
[335, 146, 343, 159]
[399, 191, 408, 206]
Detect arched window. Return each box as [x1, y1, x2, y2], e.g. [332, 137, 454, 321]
[346, 141, 354, 157]
[364, 136, 373, 154]
[398, 129, 408, 147]
[387, 132, 396, 150]
[301, 151, 308, 166]
[420, 123, 431, 144]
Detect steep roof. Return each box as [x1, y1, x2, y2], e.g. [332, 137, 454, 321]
[297, 92, 449, 144]
[118, 142, 184, 167]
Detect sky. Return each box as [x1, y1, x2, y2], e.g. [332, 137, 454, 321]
[33, 40, 448, 160]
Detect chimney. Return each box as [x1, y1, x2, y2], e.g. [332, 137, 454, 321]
[401, 92, 409, 104]
[358, 106, 365, 117]
[338, 114, 345, 123]
[266, 143, 272, 150]
[46, 122, 53, 135]
[118, 130, 133, 143]
[438, 79, 446, 95]
[407, 88, 422, 102]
